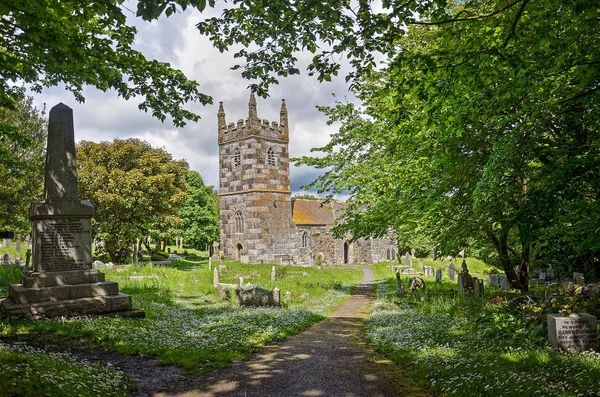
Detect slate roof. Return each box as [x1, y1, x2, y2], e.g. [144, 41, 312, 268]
[292, 199, 345, 226]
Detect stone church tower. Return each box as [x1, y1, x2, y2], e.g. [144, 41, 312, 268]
[218, 94, 293, 262]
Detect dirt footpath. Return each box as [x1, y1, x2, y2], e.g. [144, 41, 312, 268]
[172, 266, 433, 397]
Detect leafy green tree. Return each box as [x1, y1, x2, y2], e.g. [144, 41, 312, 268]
[294, 0, 600, 290]
[0, 89, 46, 237]
[170, 170, 219, 250]
[76, 138, 188, 263]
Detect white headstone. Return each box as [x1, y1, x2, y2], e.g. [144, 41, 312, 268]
[548, 313, 598, 352]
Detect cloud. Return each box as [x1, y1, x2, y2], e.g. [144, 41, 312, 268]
[31, 6, 360, 193]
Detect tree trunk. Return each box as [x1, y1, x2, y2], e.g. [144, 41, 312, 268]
[486, 228, 527, 291]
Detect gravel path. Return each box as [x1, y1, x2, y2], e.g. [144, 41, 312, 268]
[173, 266, 433, 397]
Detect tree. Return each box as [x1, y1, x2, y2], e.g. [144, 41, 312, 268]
[170, 170, 219, 250]
[76, 138, 188, 263]
[293, 0, 600, 290]
[0, 88, 46, 237]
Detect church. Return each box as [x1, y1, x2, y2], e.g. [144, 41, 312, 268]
[217, 94, 397, 265]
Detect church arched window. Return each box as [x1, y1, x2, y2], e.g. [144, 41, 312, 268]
[302, 231, 309, 248]
[386, 248, 391, 260]
[267, 147, 276, 166]
[234, 148, 241, 167]
[234, 211, 244, 233]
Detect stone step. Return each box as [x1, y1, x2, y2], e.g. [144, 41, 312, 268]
[21, 269, 105, 288]
[0, 293, 132, 318]
[9, 281, 119, 304]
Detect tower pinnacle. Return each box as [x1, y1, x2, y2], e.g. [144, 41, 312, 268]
[249, 92, 257, 122]
[218, 101, 226, 131]
[280, 99, 288, 134]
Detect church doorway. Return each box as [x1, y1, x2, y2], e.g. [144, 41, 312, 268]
[344, 241, 350, 264]
[236, 243, 243, 260]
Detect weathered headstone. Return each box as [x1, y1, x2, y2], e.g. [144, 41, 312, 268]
[25, 249, 31, 267]
[548, 313, 598, 353]
[473, 278, 484, 299]
[487, 274, 499, 288]
[271, 266, 276, 283]
[499, 275, 509, 291]
[396, 270, 404, 297]
[457, 260, 474, 296]
[237, 276, 244, 288]
[213, 267, 219, 287]
[0, 104, 136, 318]
[573, 272, 585, 286]
[15, 238, 20, 255]
[546, 268, 555, 279]
[2, 254, 9, 265]
[235, 286, 281, 307]
[208, 257, 212, 270]
[4, 239, 9, 248]
[539, 272, 547, 280]
[407, 276, 425, 291]
[405, 252, 412, 267]
[435, 268, 442, 283]
[211, 241, 220, 258]
[448, 259, 456, 281]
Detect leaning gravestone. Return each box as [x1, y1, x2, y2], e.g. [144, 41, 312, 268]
[0, 104, 137, 318]
[548, 313, 598, 353]
[395, 270, 404, 297]
[457, 260, 474, 296]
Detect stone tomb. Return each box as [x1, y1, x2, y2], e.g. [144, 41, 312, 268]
[0, 104, 137, 318]
[548, 313, 597, 353]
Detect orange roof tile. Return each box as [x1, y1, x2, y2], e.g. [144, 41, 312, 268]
[292, 199, 346, 225]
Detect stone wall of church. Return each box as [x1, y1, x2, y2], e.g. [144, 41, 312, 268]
[220, 191, 293, 262]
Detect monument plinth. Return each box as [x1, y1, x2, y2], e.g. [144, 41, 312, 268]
[0, 103, 138, 318]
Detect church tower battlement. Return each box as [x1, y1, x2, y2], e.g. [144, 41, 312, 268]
[218, 94, 293, 262]
[218, 94, 289, 144]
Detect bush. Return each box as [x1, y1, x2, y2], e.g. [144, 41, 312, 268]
[483, 267, 499, 275]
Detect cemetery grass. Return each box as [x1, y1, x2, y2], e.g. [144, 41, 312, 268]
[0, 259, 363, 395]
[367, 262, 600, 397]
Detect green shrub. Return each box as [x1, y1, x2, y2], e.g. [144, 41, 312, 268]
[483, 267, 499, 275]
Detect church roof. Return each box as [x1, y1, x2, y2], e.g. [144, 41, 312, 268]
[292, 199, 345, 226]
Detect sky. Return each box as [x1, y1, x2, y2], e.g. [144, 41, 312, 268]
[31, 5, 358, 194]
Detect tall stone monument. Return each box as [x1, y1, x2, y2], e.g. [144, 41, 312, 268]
[0, 104, 136, 318]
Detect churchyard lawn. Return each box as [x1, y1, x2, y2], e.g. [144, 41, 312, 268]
[367, 262, 600, 396]
[0, 256, 362, 396]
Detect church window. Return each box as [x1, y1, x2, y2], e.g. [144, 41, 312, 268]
[234, 148, 241, 167]
[267, 147, 276, 166]
[302, 231, 309, 248]
[386, 248, 391, 260]
[234, 211, 244, 233]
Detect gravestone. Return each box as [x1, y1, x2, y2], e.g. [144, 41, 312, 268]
[448, 259, 456, 281]
[546, 268, 555, 279]
[2, 254, 9, 265]
[213, 267, 219, 287]
[405, 252, 412, 267]
[539, 272, 547, 281]
[211, 241, 220, 258]
[395, 270, 404, 297]
[25, 249, 31, 267]
[457, 260, 474, 296]
[407, 277, 425, 291]
[487, 274, 499, 288]
[0, 104, 136, 318]
[573, 272, 585, 286]
[473, 278, 484, 299]
[235, 286, 280, 307]
[208, 257, 212, 270]
[15, 238, 20, 254]
[548, 313, 598, 353]
[435, 269, 442, 283]
[271, 266, 276, 282]
[4, 239, 9, 248]
[499, 275, 509, 291]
